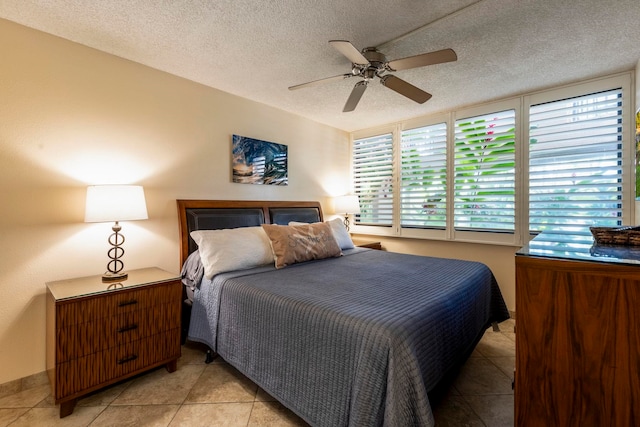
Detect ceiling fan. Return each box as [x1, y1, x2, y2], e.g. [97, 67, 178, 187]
[288, 40, 457, 112]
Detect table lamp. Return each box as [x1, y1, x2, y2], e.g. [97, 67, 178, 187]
[333, 194, 361, 231]
[84, 185, 148, 282]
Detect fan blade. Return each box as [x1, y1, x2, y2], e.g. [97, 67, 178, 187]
[386, 48, 457, 71]
[288, 73, 353, 90]
[343, 81, 368, 112]
[380, 75, 432, 104]
[329, 40, 368, 65]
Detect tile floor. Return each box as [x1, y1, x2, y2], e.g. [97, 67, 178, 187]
[0, 319, 515, 426]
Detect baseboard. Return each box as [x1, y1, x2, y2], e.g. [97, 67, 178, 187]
[0, 370, 49, 399]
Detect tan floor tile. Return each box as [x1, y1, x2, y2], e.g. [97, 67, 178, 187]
[498, 318, 516, 330]
[179, 342, 212, 367]
[9, 405, 105, 427]
[78, 381, 132, 407]
[468, 348, 484, 358]
[498, 319, 516, 342]
[112, 364, 205, 406]
[35, 380, 132, 410]
[453, 358, 513, 396]
[0, 407, 30, 426]
[34, 393, 55, 408]
[90, 405, 179, 427]
[432, 394, 485, 427]
[475, 330, 515, 358]
[489, 356, 516, 379]
[0, 384, 50, 408]
[255, 388, 277, 402]
[248, 400, 309, 427]
[465, 394, 515, 427]
[169, 402, 253, 426]
[185, 364, 257, 404]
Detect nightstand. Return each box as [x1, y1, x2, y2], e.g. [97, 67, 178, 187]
[352, 238, 382, 250]
[46, 267, 181, 417]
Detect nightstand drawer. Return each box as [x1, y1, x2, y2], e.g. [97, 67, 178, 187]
[56, 301, 180, 362]
[55, 281, 180, 327]
[55, 328, 180, 398]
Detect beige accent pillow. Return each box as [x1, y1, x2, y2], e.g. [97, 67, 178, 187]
[289, 218, 355, 250]
[190, 227, 274, 279]
[262, 222, 342, 268]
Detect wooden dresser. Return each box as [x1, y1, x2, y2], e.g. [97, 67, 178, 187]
[515, 234, 640, 426]
[46, 267, 181, 417]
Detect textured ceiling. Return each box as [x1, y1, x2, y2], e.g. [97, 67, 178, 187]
[1, 0, 638, 132]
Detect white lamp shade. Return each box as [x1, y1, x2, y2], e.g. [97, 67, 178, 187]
[84, 185, 148, 223]
[333, 195, 361, 214]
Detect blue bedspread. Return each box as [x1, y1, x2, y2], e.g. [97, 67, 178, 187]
[187, 248, 509, 426]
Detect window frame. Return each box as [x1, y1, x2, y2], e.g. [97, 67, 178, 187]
[451, 99, 521, 245]
[349, 72, 634, 246]
[351, 124, 398, 237]
[399, 119, 449, 233]
[399, 114, 452, 240]
[522, 74, 634, 239]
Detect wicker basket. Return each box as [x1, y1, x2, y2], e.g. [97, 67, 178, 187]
[589, 226, 640, 246]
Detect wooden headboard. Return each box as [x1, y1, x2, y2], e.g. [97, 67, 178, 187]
[176, 200, 323, 266]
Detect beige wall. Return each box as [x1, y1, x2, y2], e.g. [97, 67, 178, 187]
[354, 235, 518, 312]
[0, 19, 350, 384]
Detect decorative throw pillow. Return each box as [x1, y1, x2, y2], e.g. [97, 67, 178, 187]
[289, 218, 355, 250]
[262, 222, 342, 268]
[190, 227, 274, 279]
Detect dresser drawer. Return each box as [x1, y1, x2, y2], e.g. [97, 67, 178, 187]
[56, 301, 180, 362]
[55, 281, 180, 327]
[55, 328, 180, 399]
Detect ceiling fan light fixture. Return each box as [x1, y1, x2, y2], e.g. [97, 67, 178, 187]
[289, 40, 456, 112]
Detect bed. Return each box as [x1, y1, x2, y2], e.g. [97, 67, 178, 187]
[177, 199, 509, 427]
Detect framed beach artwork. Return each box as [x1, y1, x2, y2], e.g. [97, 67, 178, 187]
[232, 134, 288, 185]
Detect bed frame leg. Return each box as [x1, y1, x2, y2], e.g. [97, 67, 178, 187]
[205, 349, 217, 364]
[491, 321, 500, 332]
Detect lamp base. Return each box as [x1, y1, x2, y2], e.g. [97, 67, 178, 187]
[343, 215, 351, 232]
[102, 271, 128, 282]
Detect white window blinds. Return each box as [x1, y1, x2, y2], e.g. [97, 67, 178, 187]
[454, 110, 516, 231]
[529, 88, 623, 235]
[400, 123, 447, 228]
[353, 133, 394, 226]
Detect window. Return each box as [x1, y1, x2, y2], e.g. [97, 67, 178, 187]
[353, 133, 394, 226]
[349, 73, 632, 245]
[454, 110, 516, 232]
[400, 123, 447, 228]
[529, 88, 624, 235]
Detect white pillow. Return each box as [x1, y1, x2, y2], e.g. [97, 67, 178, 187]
[190, 227, 274, 279]
[289, 218, 355, 250]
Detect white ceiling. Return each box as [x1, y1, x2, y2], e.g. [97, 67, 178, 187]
[1, 0, 638, 132]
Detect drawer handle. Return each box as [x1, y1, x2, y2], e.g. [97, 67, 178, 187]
[118, 299, 138, 307]
[117, 324, 138, 333]
[117, 355, 138, 365]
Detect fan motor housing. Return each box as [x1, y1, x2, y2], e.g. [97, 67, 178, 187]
[362, 48, 386, 67]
